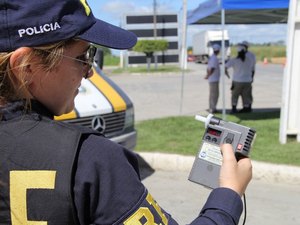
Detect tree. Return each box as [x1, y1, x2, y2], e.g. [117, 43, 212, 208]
[132, 39, 169, 71]
[93, 45, 112, 55]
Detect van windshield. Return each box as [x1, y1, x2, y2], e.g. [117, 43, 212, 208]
[209, 40, 230, 47]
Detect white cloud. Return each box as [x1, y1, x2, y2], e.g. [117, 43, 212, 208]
[226, 24, 287, 44]
[184, 24, 287, 47]
[101, 1, 178, 17]
[101, 1, 136, 16]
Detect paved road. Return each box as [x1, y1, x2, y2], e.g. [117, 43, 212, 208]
[108, 62, 283, 121]
[141, 169, 300, 225]
[106, 63, 300, 225]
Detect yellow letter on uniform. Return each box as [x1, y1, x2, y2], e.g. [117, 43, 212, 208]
[123, 208, 156, 225]
[146, 193, 168, 225]
[10, 170, 56, 225]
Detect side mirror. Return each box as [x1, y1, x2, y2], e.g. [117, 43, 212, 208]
[94, 48, 104, 69]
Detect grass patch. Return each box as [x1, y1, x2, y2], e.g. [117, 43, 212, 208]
[111, 65, 182, 74]
[230, 45, 286, 63]
[135, 111, 300, 166]
[104, 55, 120, 66]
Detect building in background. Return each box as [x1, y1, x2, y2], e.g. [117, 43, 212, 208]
[123, 13, 179, 66]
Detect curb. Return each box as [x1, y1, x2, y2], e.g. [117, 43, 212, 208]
[138, 152, 300, 185]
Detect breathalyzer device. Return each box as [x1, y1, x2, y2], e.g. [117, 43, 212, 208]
[188, 114, 256, 189]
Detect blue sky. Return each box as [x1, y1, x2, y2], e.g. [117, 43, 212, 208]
[87, 0, 287, 48]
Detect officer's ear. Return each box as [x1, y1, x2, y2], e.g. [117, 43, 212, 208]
[9, 47, 35, 85]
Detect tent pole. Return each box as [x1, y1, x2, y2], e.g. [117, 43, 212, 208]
[179, 0, 187, 114]
[221, 9, 226, 120]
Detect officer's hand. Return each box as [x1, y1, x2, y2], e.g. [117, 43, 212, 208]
[219, 144, 252, 196]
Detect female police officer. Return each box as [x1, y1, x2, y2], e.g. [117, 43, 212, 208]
[0, 0, 252, 224]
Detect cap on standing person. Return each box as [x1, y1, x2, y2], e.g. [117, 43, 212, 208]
[212, 44, 221, 52]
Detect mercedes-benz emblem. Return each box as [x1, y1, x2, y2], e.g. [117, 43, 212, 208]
[91, 116, 106, 133]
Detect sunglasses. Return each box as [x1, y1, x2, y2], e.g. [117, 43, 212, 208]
[38, 45, 97, 79]
[65, 45, 97, 79]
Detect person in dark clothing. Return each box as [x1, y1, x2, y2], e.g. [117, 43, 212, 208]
[241, 41, 256, 112]
[226, 44, 254, 113]
[0, 1, 252, 224]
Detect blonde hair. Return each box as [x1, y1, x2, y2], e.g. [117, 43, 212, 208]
[0, 39, 74, 107]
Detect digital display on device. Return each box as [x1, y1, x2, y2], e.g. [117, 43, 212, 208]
[207, 127, 222, 137]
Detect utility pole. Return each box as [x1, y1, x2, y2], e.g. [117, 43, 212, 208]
[180, 0, 187, 70]
[153, 0, 158, 69]
[179, 0, 187, 114]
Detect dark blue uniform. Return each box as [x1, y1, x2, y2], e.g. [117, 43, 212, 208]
[0, 101, 243, 225]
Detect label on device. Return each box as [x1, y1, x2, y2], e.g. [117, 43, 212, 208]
[199, 142, 222, 166]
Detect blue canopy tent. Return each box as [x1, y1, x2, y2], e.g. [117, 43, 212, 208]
[187, 0, 289, 25]
[186, 0, 289, 118]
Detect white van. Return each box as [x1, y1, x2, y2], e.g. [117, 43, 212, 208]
[55, 58, 136, 150]
[193, 30, 231, 64]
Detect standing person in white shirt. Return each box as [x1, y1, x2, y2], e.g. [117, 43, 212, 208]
[242, 41, 256, 112]
[205, 44, 221, 113]
[225, 44, 253, 113]
[242, 41, 256, 77]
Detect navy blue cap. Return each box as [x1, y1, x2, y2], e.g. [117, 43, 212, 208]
[0, 0, 137, 52]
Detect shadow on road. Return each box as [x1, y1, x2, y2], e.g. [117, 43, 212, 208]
[216, 108, 280, 121]
[136, 154, 155, 180]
